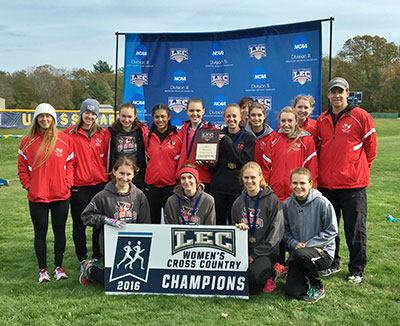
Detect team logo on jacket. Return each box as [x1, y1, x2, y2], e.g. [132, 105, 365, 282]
[95, 138, 102, 147]
[240, 208, 263, 228]
[291, 142, 301, 152]
[118, 136, 137, 153]
[248, 44, 266, 60]
[167, 140, 176, 149]
[55, 148, 63, 157]
[211, 73, 229, 88]
[130, 73, 148, 87]
[170, 48, 189, 63]
[110, 233, 152, 282]
[168, 97, 189, 113]
[180, 205, 200, 225]
[114, 201, 137, 221]
[342, 123, 352, 133]
[292, 69, 311, 85]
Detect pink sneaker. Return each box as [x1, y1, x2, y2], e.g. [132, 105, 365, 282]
[263, 277, 276, 293]
[39, 269, 51, 283]
[54, 267, 68, 280]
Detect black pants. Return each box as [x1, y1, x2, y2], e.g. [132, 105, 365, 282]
[144, 184, 174, 224]
[248, 254, 277, 294]
[29, 199, 69, 270]
[320, 188, 367, 276]
[286, 247, 332, 299]
[70, 183, 106, 262]
[212, 191, 241, 225]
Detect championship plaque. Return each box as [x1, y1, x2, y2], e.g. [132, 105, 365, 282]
[194, 129, 219, 162]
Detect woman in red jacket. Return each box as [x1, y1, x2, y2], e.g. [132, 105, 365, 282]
[144, 104, 182, 224]
[64, 99, 108, 275]
[262, 106, 318, 203]
[18, 103, 74, 283]
[176, 98, 215, 193]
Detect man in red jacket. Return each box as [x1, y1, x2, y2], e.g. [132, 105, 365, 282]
[317, 77, 377, 284]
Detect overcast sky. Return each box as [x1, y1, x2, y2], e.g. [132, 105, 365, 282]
[1, 0, 399, 73]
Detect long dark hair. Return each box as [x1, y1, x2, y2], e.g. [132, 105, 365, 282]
[147, 103, 173, 147]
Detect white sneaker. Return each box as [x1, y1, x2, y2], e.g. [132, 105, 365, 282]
[54, 267, 68, 280]
[39, 269, 51, 283]
[348, 275, 362, 284]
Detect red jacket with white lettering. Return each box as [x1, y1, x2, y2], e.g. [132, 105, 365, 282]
[316, 105, 377, 189]
[64, 126, 108, 187]
[176, 121, 215, 183]
[144, 126, 183, 187]
[262, 130, 318, 202]
[18, 131, 74, 203]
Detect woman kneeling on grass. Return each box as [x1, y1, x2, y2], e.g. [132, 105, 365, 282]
[231, 162, 284, 294]
[79, 156, 151, 285]
[283, 168, 338, 303]
[18, 103, 74, 283]
[164, 164, 216, 225]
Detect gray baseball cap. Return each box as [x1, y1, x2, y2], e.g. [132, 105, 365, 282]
[328, 77, 349, 91]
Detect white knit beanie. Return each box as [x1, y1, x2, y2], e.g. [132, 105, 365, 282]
[33, 103, 57, 124]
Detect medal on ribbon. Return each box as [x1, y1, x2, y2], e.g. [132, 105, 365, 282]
[245, 189, 261, 244]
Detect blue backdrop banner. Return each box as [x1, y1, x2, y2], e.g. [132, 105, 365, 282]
[123, 20, 322, 130]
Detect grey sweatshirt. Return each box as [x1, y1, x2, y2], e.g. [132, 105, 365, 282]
[282, 188, 338, 258]
[231, 187, 284, 259]
[81, 181, 151, 255]
[164, 185, 216, 225]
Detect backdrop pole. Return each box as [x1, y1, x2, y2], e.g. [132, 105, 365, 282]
[114, 32, 120, 119]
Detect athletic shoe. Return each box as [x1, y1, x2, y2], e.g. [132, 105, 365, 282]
[348, 275, 362, 284]
[301, 286, 325, 303]
[54, 267, 68, 280]
[79, 259, 95, 285]
[93, 258, 102, 269]
[262, 277, 276, 293]
[273, 262, 287, 279]
[319, 265, 341, 277]
[39, 269, 51, 283]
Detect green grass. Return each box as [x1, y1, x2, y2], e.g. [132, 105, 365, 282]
[0, 120, 399, 326]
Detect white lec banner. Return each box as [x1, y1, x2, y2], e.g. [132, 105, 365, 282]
[104, 224, 249, 298]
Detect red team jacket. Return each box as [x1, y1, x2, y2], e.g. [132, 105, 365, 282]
[18, 131, 74, 203]
[144, 128, 183, 187]
[64, 126, 108, 187]
[254, 131, 277, 167]
[317, 106, 377, 189]
[262, 131, 318, 202]
[176, 121, 215, 183]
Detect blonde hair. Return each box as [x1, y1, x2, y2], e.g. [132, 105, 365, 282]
[22, 115, 58, 169]
[278, 106, 302, 150]
[239, 161, 268, 189]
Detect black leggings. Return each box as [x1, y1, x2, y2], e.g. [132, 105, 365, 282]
[70, 183, 106, 262]
[285, 247, 332, 299]
[29, 199, 69, 270]
[144, 184, 174, 224]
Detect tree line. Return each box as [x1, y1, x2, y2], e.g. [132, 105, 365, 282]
[1, 35, 399, 113]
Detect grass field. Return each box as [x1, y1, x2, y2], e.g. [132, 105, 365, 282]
[0, 120, 399, 326]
